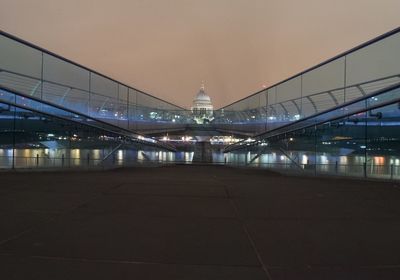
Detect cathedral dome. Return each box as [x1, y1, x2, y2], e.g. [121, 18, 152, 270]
[194, 88, 211, 103]
[191, 84, 214, 124]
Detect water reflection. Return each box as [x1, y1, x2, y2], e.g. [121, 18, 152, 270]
[0, 148, 399, 179]
[224, 150, 400, 178]
[0, 148, 195, 168]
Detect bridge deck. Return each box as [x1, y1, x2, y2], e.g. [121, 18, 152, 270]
[1, 165, 400, 279]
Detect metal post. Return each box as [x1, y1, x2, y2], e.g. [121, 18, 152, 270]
[12, 95, 16, 170]
[391, 164, 394, 180]
[335, 160, 338, 174]
[87, 153, 90, 166]
[314, 125, 317, 176]
[363, 162, 367, 178]
[36, 154, 39, 167]
[62, 154, 65, 167]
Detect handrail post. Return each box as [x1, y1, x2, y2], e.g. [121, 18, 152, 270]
[363, 162, 367, 178]
[391, 164, 394, 180]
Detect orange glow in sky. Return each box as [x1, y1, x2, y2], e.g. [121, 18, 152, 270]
[1, 0, 399, 108]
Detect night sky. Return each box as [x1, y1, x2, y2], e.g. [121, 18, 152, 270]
[1, 0, 399, 108]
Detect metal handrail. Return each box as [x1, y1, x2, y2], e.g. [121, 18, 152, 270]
[0, 86, 177, 152]
[0, 30, 186, 110]
[224, 82, 400, 152]
[0, 68, 186, 112]
[217, 74, 400, 115]
[218, 26, 400, 110]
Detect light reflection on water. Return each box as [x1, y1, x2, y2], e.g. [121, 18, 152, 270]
[0, 149, 399, 178]
[0, 149, 194, 168]
[222, 150, 400, 175]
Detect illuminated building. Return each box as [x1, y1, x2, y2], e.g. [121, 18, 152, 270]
[191, 83, 214, 124]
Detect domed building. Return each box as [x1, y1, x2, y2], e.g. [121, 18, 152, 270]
[191, 84, 214, 124]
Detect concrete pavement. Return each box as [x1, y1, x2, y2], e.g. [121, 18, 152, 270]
[1, 165, 400, 279]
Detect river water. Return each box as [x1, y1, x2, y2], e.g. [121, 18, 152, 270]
[1, 148, 399, 179]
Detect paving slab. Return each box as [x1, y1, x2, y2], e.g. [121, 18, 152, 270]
[0, 175, 117, 193]
[234, 197, 397, 219]
[269, 267, 400, 280]
[0, 165, 399, 279]
[225, 177, 394, 200]
[0, 212, 55, 243]
[0, 191, 96, 213]
[108, 182, 227, 197]
[247, 219, 400, 267]
[0, 255, 267, 280]
[1, 214, 260, 266]
[77, 195, 236, 218]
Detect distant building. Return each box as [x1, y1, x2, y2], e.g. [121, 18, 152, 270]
[191, 84, 214, 124]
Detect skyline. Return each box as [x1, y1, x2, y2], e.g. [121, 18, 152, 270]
[1, 0, 400, 108]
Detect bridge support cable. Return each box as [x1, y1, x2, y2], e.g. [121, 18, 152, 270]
[100, 97, 110, 111]
[306, 96, 318, 113]
[99, 143, 124, 166]
[279, 103, 289, 116]
[291, 100, 301, 115]
[59, 87, 71, 105]
[30, 81, 41, 97]
[357, 85, 367, 96]
[327, 91, 339, 106]
[271, 105, 278, 117]
[278, 147, 304, 171]
[248, 145, 268, 166]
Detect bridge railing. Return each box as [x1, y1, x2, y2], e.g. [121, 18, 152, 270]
[222, 83, 400, 180]
[214, 27, 400, 135]
[2, 27, 400, 139]
[0, 31, 192, 133]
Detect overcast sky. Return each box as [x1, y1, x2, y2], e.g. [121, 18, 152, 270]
[1, 0, 400, 108]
